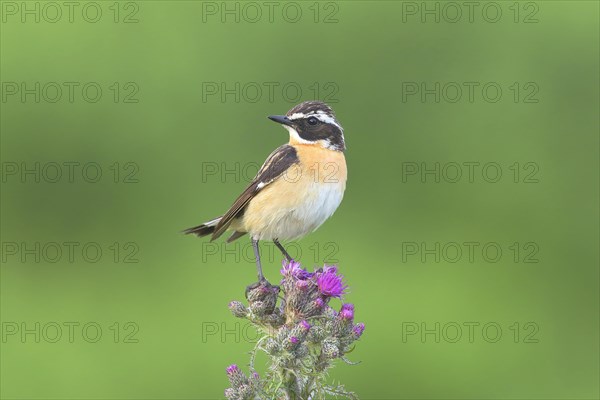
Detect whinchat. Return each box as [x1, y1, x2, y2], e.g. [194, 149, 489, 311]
[185, 101, 347, 281]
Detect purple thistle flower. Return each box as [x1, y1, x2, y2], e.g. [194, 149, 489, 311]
[297, 269, 314, 280]
[323, 265, 338, 274]
[341, 303, 354, 312]
[339, 308, 354, 321]
[353, 323, 365, 337]
[281, 260, 313, 280]
[300, 320, 311, 331]
[316, 268, 348, 298]
[280, 259, 301, 276]
[224, 260, 364, 395]
[296, 279, 309, 290]
[339, 303, 355, 320]
[226, 364, 240, 375]
[225, 363, 248, 387]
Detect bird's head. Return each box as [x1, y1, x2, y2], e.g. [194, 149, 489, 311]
[268, 101, 345, 152]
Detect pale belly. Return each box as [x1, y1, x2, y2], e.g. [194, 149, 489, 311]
[239, 179, 344, 240]
[238, 148, 347, 240]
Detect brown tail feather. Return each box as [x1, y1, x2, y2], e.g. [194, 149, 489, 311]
[183, 216, 221, 238]
[227, 231, 247, 243]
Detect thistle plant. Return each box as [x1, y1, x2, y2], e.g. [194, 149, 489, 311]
[225, 260, 365, 400]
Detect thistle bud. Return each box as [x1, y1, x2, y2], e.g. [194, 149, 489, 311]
[249, 300, 268, 316]
[353, 323, 365, 338]
[246, 281, 279, 303]
[296, 279, 309, 290]
[226, 364, 239, 375]
[250, 295, 278, 316]
[303, 296, 326, 318]
[224, 388, 237, 400]
[237, 384, 253, 399]
[284, 335, 301, 351]
[307, 325, 326, 343]
[300, 320, 311, 332]
[226, 364, 246, 388]
[322, 337, 340, 359]
[295, 343, 309, 358]
[226, 261, 364, 397]
[264, 338, 280, 355]
[339, 303, 354, 322]
[263, 312, 285, 328]
[228, 301, 248, 318]
[341, 303, 354, 312]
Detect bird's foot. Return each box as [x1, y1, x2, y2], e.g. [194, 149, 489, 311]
[245, 279, 280, 302]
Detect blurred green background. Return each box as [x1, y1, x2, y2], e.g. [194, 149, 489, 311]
[1, 1, 598, 399]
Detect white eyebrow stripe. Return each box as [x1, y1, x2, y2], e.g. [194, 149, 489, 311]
[287, 111, 343, 131]
[314, 112, 342, 129]
[288, 112, 308, 120]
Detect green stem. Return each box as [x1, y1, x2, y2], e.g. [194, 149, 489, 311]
[282, 369, 300, 400]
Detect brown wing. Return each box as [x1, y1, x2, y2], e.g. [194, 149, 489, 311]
[211, 145, 299, 240]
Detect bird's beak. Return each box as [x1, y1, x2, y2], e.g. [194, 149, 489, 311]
[268, 115, 293, 127]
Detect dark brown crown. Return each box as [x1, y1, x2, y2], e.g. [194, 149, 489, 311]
[286, 101, 335, 118]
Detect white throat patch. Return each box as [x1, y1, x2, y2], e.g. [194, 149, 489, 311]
[283, 125, 312, 145]
[284, 125, 340, 150]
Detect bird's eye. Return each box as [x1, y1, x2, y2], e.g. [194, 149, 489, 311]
[307, 117, 318, 125]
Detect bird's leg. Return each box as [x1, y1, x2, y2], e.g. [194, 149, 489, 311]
[274, 239, 293, 262]
[252, 238, 265, 282]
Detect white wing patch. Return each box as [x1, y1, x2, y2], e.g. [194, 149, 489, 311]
[204, 217, 221, 227]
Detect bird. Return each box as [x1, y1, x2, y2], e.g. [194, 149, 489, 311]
[184, 101, 347, 282]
